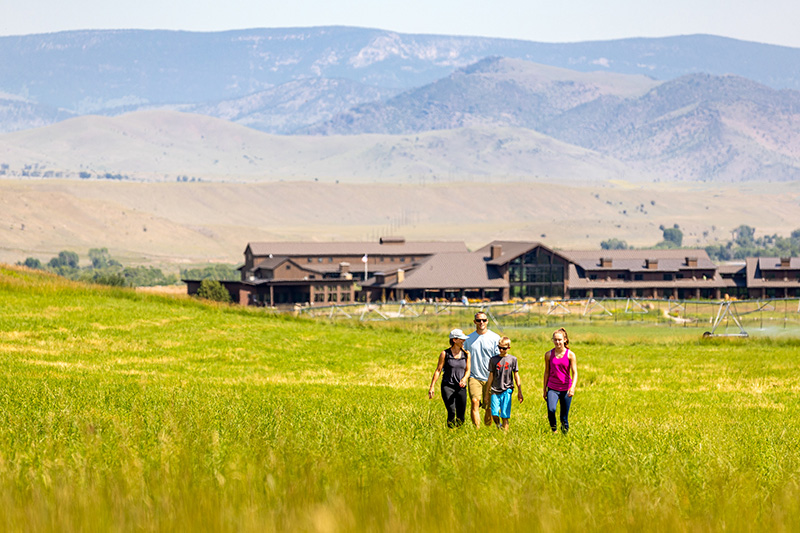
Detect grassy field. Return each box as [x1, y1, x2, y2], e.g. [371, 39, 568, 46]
[1, 265, 799, 532]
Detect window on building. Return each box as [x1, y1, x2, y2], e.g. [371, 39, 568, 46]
[634, 274, 643, 281]
[663, 274, 673, 281]
[400, 257, 405, 262]
[617, 273, 626, 279]
[506, 248, 566, 299]
[327, 286, 338, 302]
[318, 258, 323, 263]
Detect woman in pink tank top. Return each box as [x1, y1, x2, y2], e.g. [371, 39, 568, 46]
[542, 328, 578, 434]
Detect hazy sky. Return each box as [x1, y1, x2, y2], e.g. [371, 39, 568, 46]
[3, 0, 799, 48]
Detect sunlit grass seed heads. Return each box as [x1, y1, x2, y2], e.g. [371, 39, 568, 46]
[1, 265, 799, 531]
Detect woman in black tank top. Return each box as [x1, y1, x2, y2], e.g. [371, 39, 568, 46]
[428, 329, 472, 428]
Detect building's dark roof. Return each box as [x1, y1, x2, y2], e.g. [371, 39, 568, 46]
[252, 256, 290, 270]
[252, 256, 356, 275]
[562, 249, 716, 272]
[746, 257, 800, 287]
[472, 241, 572, 266]
[247, 241, 467, 257]
[474, 241, 541, 260]
[757, 257, 800, 270]
[717, 262, 746, 275]
[393, 252, 507, 290]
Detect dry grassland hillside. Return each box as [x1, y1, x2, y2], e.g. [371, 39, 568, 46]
[0, 111, 644, 183]
[2, 179, 798, 272]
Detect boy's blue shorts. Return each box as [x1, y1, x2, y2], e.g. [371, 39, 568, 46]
[490, 388, 513, 419]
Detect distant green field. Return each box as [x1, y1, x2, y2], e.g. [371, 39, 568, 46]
[1, 265, 799, 532]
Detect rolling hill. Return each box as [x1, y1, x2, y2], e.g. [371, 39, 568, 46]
[0, 109, 644, 183]
[2, 57, 799, 183]
[2, 178, 799, 270]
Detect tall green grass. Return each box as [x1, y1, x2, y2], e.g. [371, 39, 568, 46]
[1, 266, 799, 531]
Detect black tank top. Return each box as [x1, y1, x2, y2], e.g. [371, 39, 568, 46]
[442, 348, 468, 387]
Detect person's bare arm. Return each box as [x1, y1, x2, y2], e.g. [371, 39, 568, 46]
[567, 351, 578, 397]
[460, 353, 471, 388]
[484, 372, 494, 407]
[542, 352, 550, 400]
[428, 351, 446, 399]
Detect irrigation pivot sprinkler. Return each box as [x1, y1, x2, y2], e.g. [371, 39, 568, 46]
[703, 300, 748, 338]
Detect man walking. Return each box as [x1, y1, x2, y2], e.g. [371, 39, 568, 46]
[464, 311, 501, 427]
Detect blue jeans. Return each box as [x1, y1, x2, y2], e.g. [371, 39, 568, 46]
[546, 389, 572, 433]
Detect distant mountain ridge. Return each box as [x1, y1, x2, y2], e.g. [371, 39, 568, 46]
[306, 58, 800, 181]
[304, 57, 661, 134]
[2, 28, 800, 183]
[2, 27, 800, 134]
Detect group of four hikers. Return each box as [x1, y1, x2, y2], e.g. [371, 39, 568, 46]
[428, 311, 578, 432]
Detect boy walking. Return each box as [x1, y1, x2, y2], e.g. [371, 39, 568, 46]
[484, 336, 524, 431]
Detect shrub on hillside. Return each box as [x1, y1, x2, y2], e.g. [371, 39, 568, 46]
[196, 279, 232, 303]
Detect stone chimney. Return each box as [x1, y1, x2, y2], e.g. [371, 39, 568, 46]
[645, 259, 658, 269]
[780, 257, 791, 268]
[600, 257, 613, 268]
[380, 236, 405, 245]
[491, 245, 503, 260]
[685, 257, 698, 267]
[339, 262, 352, 280]
[397, 268, 405, 283]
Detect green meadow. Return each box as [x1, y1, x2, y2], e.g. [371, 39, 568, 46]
[1, 265, 799, 532]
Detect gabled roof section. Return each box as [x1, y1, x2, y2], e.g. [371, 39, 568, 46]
[247, 241, 467, 257]
[473, 240, 571, 266]
[717, 262, 746, 276]
[252, 256, 326, 276]
[746, 257, 800, 287]
[394, 252, 507, 290]
[253, 255, 290, 271]
[758, 257, 800, 270]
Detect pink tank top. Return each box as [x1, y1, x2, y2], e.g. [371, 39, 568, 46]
[547, 349, 572, 391]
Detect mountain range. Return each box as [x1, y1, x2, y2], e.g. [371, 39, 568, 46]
[1, 27, 800, 183]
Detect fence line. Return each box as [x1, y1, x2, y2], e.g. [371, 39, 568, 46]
[295, 298, 800, 333]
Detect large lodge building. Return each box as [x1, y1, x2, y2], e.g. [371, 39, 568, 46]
[185, 238, 800, 306]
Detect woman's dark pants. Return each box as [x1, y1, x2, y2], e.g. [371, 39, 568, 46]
[546, 388, 572, 433]
[441, 384, 467, 428]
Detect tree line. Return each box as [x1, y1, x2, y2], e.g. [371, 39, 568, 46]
[19, 249, 238, 288]
[601, 225, 800, 261]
